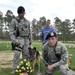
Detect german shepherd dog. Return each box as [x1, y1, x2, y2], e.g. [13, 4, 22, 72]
[28, 47, 40, 71]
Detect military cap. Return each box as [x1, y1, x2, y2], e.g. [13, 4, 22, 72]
[46, 32, 57, 40]
[17, 6, 25, 14]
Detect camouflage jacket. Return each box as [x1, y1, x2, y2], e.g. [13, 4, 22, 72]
[9, 16, 31, 47]
[42, 42, 68, 67]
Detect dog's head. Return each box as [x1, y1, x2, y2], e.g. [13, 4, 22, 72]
[28, 47, 36, 61]
[28, 47, 36, 54]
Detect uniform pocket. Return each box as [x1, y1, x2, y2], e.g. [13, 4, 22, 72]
[48, 50, 58, 63]
[55, 47, 61, 54]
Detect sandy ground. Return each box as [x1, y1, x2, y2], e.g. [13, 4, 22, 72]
[0, 51, 14, 68]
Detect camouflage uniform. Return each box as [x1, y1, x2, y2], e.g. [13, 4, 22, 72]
[42, 42, 69, 75]
[9, 16, 31, 70]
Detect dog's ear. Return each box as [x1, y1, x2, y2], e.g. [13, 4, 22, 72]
[33, 47, 36, 50]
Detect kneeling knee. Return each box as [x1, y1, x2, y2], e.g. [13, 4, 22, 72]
[59, 67, 68, 75]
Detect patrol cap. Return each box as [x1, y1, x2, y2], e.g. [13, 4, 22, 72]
[46, 32, 57, 40]
[17, 6, 25, 14]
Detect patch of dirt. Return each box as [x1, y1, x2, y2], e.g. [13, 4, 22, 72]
[0, 51, 23, 68]
[0, 51, 14, 68]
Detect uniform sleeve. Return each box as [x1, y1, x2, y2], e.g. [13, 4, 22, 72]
[53, 44, 68, 67]
[42, 45, 49, 66]
[9, 19, 18, 43]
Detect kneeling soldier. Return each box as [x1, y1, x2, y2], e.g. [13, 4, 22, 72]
[42, 32, 69, 75]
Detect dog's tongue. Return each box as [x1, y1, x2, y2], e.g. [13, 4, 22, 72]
[24, 72, 28, 75]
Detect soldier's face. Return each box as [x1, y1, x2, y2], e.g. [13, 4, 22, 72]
[48, 37, 58, 47]
[18, 12, 25, 19]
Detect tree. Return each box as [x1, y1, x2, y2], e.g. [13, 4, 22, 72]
[54, 17, 72, 41]
[60, 19, 72, 41]
[38, 16, 46, 32]
[72, 19, 75, 31]
[54, 17, 62, 34]
[39, 16, 46, 26]
[4, 10, 15, 27]
[72, 19, 75, 41]
[31, 17, 46, 40]
[3, 10, 15, 39]
[31, 18, 38, 40]
[0, 11, 3, 39]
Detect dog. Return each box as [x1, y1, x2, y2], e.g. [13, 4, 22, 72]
[28, 47, 40, 71]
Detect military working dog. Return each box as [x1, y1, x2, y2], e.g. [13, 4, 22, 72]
[28, 47, 40, 71]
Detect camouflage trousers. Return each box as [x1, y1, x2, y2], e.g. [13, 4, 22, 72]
[45, 64, 69, 75]
[12, 44, 29, 71]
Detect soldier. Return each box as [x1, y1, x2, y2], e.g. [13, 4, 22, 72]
[9, 6, 31, 74]
[40, 19, 54, 45]
[42, 32, 69, 75]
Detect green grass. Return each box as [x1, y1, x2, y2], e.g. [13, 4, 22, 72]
[0, 40, 75, 75]
[67, 46, 75, 70]
[0, 40, 42, 51]
[62, 41, 75, 44]
[0, 40, 12, 51]
[0, 68, 12, 75]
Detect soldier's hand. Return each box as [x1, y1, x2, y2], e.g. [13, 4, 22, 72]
[47, 64, 54, 70]
[15, 42, 20, 46]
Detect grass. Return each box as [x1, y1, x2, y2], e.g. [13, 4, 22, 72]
[0, 40, 12, 51]
[67, 46, 75, 70]
[0, 40, 75, 75]
[0, 68, 12, 75]
[62, 41, 75, 44]
[0, 40, 42, 51]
